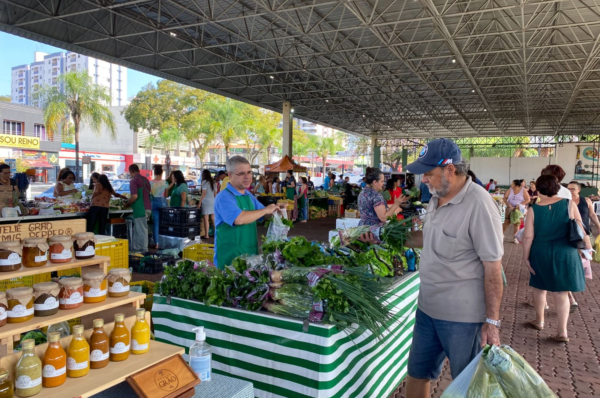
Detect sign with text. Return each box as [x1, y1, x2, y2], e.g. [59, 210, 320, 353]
[0, 134, 40, 149]
[127, 355, 199, 398]
[0, 218, 86, 241]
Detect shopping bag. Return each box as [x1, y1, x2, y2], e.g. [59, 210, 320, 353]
[265, 211, 290, 243]
[466, 359, 507, 398]
[582, 257, 592, 279]
[441, 351, 483, 397]
[594, 235, 600, 263]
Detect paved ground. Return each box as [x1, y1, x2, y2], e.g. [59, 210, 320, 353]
[134, 218, 600, 397]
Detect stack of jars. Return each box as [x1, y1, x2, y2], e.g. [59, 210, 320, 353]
[5, 309, 151, 396]
[0, 233, 98, 272]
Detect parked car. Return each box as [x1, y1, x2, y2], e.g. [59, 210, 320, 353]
[114, 181, 131, 196]
[36, 184, 87, 198]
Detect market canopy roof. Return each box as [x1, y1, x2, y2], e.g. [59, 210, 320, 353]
[3, 0, 600, 138]
[265, 155, 307, 173]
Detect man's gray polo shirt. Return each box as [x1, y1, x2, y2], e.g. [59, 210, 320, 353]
[419, 177, 504, 323]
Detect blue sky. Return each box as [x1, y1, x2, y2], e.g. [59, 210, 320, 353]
[0, 32, 158, 98]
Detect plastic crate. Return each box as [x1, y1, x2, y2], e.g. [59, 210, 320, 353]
[56, 239, 129, 278]
[159, 224, 200, 239]
[129, 252, 175, 274]
[0, 273, 52, 292]
[160, 207, 200, 226]
[131, 281, 154, 312]
[182, 244, 215, 262]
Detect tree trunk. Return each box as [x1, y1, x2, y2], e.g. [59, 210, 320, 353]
[74, 121, 80, 183]
[225, 145, 230, 160]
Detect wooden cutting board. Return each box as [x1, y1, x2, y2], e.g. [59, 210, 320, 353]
[127, 354, 200, 398]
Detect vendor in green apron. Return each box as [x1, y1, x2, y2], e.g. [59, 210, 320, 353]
[214, 156, 280, 269]
[285, 170, 296, 200]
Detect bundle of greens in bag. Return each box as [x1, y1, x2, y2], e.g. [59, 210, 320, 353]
[441, 345, 556, 398]
[265, 211, 291, 243]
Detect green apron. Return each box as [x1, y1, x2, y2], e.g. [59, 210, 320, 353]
[216, 191, 258, 269]
[132, 187, 147, 218]
[170, 184, 186, 207]
[286, 186, 295, 200]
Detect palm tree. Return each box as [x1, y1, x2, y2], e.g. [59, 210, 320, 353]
[35, 71, 116, 182]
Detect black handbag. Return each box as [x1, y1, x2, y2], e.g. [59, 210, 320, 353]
[567, 200, 586, 249]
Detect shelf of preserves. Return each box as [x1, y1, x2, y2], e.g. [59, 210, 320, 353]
[0, 255, 110, 282]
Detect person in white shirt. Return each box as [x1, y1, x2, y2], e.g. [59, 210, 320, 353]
[541, 165, 572, 200]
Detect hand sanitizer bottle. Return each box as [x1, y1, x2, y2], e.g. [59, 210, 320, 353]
[189, 327, 212, 382]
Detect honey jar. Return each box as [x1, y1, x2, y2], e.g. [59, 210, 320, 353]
[107, 268, 131, 298]
[7, 287, 34, 323]
[22, 238, 48, 267]
[82, 272, 107, 303]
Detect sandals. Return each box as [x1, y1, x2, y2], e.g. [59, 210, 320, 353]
[570, 302, 579, 313]
[550, 335, 570, 343]
[529, 321, 545, 331]
[527, 301, 550, 310]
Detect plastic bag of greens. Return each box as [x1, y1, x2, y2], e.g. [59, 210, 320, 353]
[466, 359, 507, 398]
[266, 211, 290, 243]
[483, 345, 557, 398]
[441, 351, 483, 397]
[509, 208, 523, 225]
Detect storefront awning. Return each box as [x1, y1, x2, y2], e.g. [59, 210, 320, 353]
[23, 160, 53, 168]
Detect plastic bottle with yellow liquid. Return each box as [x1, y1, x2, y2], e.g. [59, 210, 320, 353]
[109, 313, 130, 362]
[67, 325, 90, 378]
[131, 308, 150, 355]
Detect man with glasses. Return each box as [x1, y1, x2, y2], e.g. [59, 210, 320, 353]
[214, 156, 280, 269]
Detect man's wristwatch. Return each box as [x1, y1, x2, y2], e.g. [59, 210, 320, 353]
[486, 318, 501, 328]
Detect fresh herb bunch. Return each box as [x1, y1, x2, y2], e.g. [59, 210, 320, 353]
[265, 218, 294, 229]
[262, 236, 331, 267]
[380, 216, 414, 252]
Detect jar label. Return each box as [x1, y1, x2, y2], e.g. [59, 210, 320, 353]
[51, 248, 72, 260]
[0, 252, 20, 266]
[8, 304, 34, 318]
[15, 375, 42, 389]
[108, 282, 129, 293]
[43, 364, 66, 378]
[0, 307, 6, 321]
[132, 339, 148, 351]
[34, 296, 58, 311]
[84, 287, 107, 298]
[90, 349, 110, 362]
[67, 357, 88, 370]
[110, 342, 130, 354]
[76, 246, 95, 257]
[60, 292, 83, 305]
[35, 253, 48, 263]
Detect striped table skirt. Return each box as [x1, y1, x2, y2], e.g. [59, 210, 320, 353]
[152, 271, 420, 398]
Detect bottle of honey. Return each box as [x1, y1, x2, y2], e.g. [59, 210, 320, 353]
[42, 332, 66, 388]
[109, 313, 130, 362]
[131, 308, 150, 355]
[67, 325, 90, 378]
[90, 319, 109, 369]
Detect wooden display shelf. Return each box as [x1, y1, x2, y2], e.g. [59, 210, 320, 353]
[0, 314, 184, 398]
[0, 255, 111, 281]
[0, 292, 146, 342]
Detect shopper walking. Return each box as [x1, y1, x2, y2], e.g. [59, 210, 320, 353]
[168, 170, 188, 207]
[199, 169, 216, 239]
[503, 179, 530, 242]
[150, 165, 168, 249]
[87, 174, 127, 234]
[298, 177, 308, 223]
[126, 164, 151, 252]
[541, 165, 571, 199]
[404, 139, 504, 396]
[271, 176, 281, 194]
[522, 175, 590, 342]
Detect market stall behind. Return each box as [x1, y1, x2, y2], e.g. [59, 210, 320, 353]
[264, 156, 307, 219]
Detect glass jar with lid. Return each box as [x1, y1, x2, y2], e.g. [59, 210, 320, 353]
[0, 292, 7, 328]
[58, 278, 83, 310]
[0, 368, 13, 398]
[82, 272, 107, 303]
[107, 268, 131, 298]
[48, 235, 74, 264]
[0, 240, 22, 272]
[33, 282, 60, 317]
[73, 232, 96, 260]
[22, 238, 48, 268]
[6, 287, 34, 323]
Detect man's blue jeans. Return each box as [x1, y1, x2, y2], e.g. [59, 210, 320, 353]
[151, 197, 167, 245]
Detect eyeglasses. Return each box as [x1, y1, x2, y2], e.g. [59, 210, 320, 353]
[234, 171, 253, 177]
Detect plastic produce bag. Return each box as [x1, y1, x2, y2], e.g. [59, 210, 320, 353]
[466, 359, 506, 398]
[266, 211, 290, 243]
[441, 351, 483, 398]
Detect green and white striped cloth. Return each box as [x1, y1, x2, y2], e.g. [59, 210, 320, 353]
[152, 272, 420, 398]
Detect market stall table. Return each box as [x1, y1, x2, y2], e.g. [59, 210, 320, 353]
[91, 373, 254, 398]
[152, 271, 420, 398]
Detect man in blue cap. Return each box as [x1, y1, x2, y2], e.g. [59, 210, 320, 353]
[404, 138, 504, 397]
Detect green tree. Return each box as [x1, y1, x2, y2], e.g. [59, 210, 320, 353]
[0, 96, 10, 102]
[180, 91, 216, 167]
[35, 71, 116, 182]
[208, 97, 245, 159]
[316, 133, 343, 173]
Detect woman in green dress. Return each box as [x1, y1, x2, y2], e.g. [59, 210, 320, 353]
[167, 170, 188, 207]
[521, 174, 590, 342]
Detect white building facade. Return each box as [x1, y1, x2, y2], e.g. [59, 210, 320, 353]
[11, 51, 127, 107]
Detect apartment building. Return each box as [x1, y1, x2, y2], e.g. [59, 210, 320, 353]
[11, 51, 127, 107]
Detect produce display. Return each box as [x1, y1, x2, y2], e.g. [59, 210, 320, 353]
[156, 215, 420, 335]
[309, 206, 328, 219]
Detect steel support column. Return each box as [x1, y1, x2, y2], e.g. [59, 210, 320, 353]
[282, 101, 293, 158]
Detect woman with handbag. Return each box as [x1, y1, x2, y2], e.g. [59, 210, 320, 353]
[521, 174, 590, 342]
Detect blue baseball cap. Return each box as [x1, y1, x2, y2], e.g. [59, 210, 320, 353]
[406, 138, 462, 174]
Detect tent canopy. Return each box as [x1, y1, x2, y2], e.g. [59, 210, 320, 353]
[264, 155, 307, 173]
